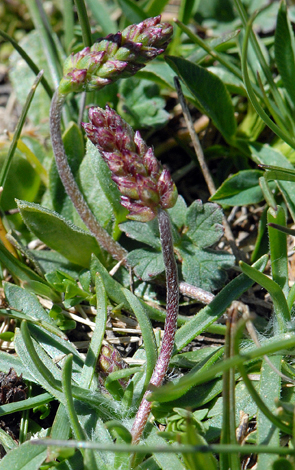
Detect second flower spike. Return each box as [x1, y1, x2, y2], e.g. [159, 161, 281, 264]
[83, 106, 178, 222]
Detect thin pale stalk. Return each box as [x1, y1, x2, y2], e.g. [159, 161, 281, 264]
[131, 208, 179, 444]
[174, 77, 241, 260]
[50, 90, 128, 261]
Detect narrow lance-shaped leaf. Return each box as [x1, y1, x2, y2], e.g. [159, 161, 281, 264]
[166, 55, 237, 141]
[275, 0, 295, 108]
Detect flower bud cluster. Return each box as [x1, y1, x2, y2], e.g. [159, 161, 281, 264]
[82, 106, 178, 222]
[59, 16, 173, 94]
[98, 344, 127, 387]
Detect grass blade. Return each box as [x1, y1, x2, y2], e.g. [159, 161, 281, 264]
[0, 71, 43, 196]
[267, 206, 289, 298]
[240, 261, 290, 330]
[80, 273, 108, 388]
[0, 29, 52, 99]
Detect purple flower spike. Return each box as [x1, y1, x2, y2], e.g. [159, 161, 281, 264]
[59, 16, 173, 94]
[82, 106, 178, 222]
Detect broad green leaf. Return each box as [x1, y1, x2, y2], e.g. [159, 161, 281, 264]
[275, 0, 295, 108]
[168, 195, 187, 229]
[120, 219, 161, 249]
[69, 402, 115, 469]
[118, 78, 169, 129]
[185, 200, 224, 248]
[17, 200, 102, 267]
[54, 451, 84, 469]
[0, 351, 35, 382]
[207, 66, 244, 95]
[30, 249, 82, 277]
[123, 200, 233, 290]
[166, 56, 237, 140]
[0, 440, 47, 470]
[210, 169, 275, 206]
[138, 61, 176, 88]
[174, 255, 268, 352]
[127, 249, 164, 281]
[180, 244, 234, 292]
[84, 141, 128, 238]
[0, 149, 40, 214]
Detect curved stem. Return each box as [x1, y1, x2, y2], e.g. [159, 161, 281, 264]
[50, 89, 128, 261]
[131, 208, 179, 444]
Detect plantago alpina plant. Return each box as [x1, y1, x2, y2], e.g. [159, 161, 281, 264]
[83, 105, 179, 443]
[50, 16, 173, 261]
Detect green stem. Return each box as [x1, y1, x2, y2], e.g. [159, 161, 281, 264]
[62, 355, 99, 470]
[31, 440, 295, 456]
[62, 355, 86, 441]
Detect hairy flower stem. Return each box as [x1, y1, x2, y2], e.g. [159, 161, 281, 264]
[50, 89, 128, 261]
[131, 208, 179, 444]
